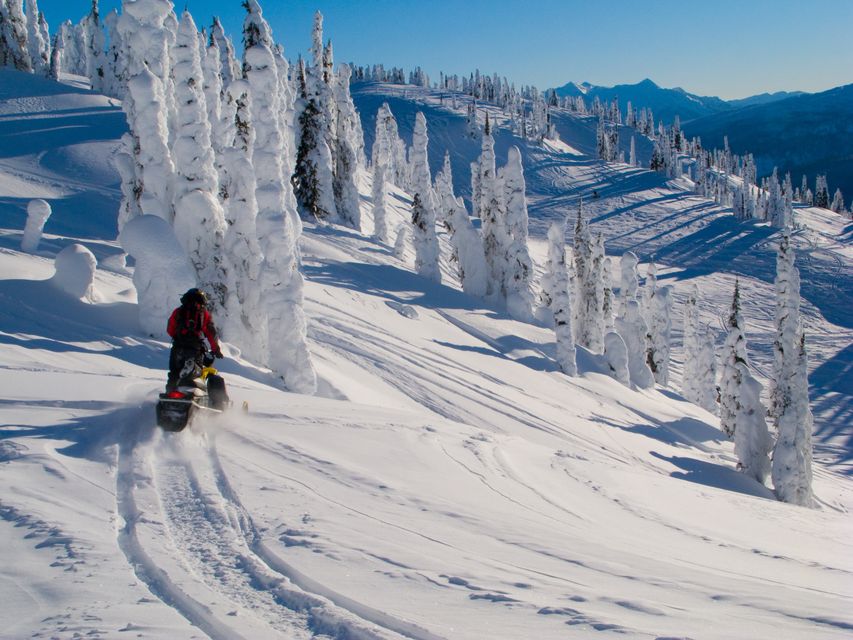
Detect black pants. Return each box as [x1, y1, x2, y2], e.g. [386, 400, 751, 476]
[167, 343, 204, 390]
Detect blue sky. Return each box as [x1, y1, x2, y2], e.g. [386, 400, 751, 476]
[41, 0, 853, 99]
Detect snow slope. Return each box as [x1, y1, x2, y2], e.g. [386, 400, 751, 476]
[1, 71, 851, 639]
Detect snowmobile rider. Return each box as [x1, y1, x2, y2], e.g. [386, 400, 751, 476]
[166, 288, 223, 391]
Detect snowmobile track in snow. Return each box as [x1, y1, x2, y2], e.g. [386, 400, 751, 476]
[116, 418, 443, 640]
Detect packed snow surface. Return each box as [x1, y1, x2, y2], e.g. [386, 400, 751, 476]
[0, 71, 851, 639]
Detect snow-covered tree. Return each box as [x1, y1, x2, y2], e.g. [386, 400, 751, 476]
[478, 115, 508, 298]
[208, 17, 237, 90]
[604, 331, 630, 386]
[219, 80, 265, 362]
[48, 33, 60, 80]
[814, 175, 829, 209]
[720, 280, 772, 483]
[769, 233, 814, 505]
[602, 256, 614, 334]
[501, 146, 534, 320]
[830, 188, 845, 214]
[371, 102, 406, 188]
[682, 285, 717, 414]
[371, 161, 389, 243]
[244, 0, 316, 393]
[544, 217, 576, 375]
[21, 198, 51, 252]
[771, 333, 815, 506]
[409, 112, 441, 283]
[647, 284, 672, 386]
[121, 66, 175, 224]
[170, 11, 226, 311]
[573, 200, 603, 352]
[619, 251, 639, 316]
[1, 0, 32, 72]
[615, 299, 655, 389]
[434, 152, 487, 296]
[331, 63, 361, 229]
[81, 0, 105, 92]
[25, 0, 48, 74]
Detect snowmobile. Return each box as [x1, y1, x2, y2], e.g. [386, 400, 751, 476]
[156, 351, 229, 431]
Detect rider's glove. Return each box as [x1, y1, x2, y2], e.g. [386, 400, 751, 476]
[213, 347, 224, 359]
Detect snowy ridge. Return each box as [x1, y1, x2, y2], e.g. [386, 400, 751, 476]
[0, 70, 851, 639]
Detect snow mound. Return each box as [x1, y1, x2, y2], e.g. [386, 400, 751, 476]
[50, 243, 97, 301]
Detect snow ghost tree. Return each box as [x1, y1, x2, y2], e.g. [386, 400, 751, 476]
[409, 112, 441, 282]
[501, 146, 534, 320]
[119, 215, 195, 338]
[615, 299, 655, 389]
[647, 284, 672, 386]
[544, 218, 576, 376]
[21, 198, 51, 252]
[171, 11, 227, 313]
[371, 162, 389, 243]
[219, 80, 266, 363]
[604, 331, 630, 386]
[770, 233, 814, 506]
[291, 9, 336, 222]
[122, 67, 175, 224]
[244, 0, 317, 394]
[619, 251, 640, 316]
[478, 115, 507, 297]
[682, 284, 717, 414]
[51, 244, 98, 301]
[573, 200, 603, 352]
[435, 154, 487, 296]
[720, 280, 772, 483]
[331, 63, 362, 229]
[1, 0, 32, 72]
[25, 0, 49, 75]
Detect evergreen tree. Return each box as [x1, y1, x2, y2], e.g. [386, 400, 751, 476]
[502, 146, 534, 320]
[769, 233, 815, 505]
[331, 63, 361, 229]
[25, 0, 48, 74]
[371, 161, 389, 243]
[771, 334, 815, 506]
[573, 200, 603, 352]
[82, 0, 104, 92]
[1, 0, 32, 71]
[48, 32, 60, 80]
[615, 299, 655, 389]
[409, 112, 441, 282]
[244, 0, 316, 393]
[479, 115, 507, 297]
[814, 175, 829, 208]
[720, 280, 772, 483]
[830, 188, 845, 214]
[682, 285, 717, 414]
[220, 79, 265, 362]
[545, 217, 576, 376]
[648, 284, 672, 386]
[210, 16, 239, 88]
[171, 11, 227, 312]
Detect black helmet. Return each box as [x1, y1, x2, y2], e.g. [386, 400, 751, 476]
[181, 288, 207, 307]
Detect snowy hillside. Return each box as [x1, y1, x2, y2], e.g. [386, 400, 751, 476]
[1, 69, 852, 640]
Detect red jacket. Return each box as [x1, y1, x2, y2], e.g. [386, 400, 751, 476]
[167, 305, 220, 353]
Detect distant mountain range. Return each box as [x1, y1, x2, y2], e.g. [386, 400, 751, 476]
[684, 83, 853, 203]
[553, 78, 804, 123]
[553, 78, 853, 202]
[553, 78, 732, 123]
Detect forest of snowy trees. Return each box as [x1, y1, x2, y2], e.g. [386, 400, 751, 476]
[4, 0, 819, 505]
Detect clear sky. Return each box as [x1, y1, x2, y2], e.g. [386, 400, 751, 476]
[41, 0, 853, 100]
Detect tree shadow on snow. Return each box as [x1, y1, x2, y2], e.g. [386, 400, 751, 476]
[650, 451, 776, 500]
